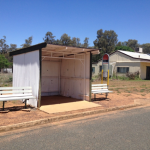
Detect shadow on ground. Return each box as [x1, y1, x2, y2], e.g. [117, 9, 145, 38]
[41, 95, 83, 106]
[92, 97, 110, 101]
[0, 105, 34, 112]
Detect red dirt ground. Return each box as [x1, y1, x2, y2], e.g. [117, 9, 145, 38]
[0, 80, 150, 126]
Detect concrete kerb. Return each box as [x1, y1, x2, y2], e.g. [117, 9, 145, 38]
[0, 103, 142, 133]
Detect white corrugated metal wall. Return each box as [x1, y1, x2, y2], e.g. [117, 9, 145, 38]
[41, 59, 60, 96]
[41, 52, 90, 101]
[13, 50, 40, 107]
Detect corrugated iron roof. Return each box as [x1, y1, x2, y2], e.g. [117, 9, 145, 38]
[10, 42, 100, 56]
[118, 50, 150, 60]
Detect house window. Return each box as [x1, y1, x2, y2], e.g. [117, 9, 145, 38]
[99, 66, 102, 72]
[92, 67, 95, 73]
[117, 67, 129, 73]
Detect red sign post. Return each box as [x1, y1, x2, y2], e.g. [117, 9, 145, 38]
[101, 53, 109, 85]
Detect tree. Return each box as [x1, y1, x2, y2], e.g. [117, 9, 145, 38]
[83, 37, 89, 48]
[71, 37, 81, 47]
[0, 54, 11, 71]
[21, 36, 33, 48]
[93, 29, 118, 61]
[76, 38, 81, 47]
[71, 37, 77, 46]
[9, 44, 17, 52]
[126, 39, 139, 50]
[141, 43, 150, 54]
[53, 39, 62, 45]
[43, 32, 55, 44]
[115, 45, 134, 52]
[60, 33, 71, 45]
[116, 41, 122, 46]
[0, 36, 9, 53]
[3, 53, 13, 64]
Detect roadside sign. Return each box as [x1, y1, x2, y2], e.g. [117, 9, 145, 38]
[103, 54, 109, 63]
[102, 53, 109, 68]
[101, 53, 109, 85]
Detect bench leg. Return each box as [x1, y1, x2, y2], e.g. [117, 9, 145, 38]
[3, 101, 7, 111]
[25, 100, 26, 109]
[3, 101, 4, 111]
[106, 93, 108, 99]
[24, 99, 29, 109]
[94, 94, 96, 101]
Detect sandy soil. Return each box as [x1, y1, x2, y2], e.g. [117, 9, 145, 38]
[0, 80, 150, 126]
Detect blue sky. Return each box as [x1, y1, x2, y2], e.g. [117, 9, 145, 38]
[0, 0, 150, 48]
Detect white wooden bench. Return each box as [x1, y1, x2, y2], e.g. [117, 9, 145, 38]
[0, 87, 36, 111]
[92, 84, 113, 100]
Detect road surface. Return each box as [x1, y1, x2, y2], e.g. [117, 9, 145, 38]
[0, 106, 150, 150]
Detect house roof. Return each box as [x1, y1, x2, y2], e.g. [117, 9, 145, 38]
[93, 50, 150, 64]
[9, 42, 100, 56]
[118, 50, 150, 60]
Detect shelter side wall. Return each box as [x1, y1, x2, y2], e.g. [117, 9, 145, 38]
[41, 59, 60, 96]
[13, 50, 40, 108]
[61, 53, 90, 100]
[140, 62, 150, 79]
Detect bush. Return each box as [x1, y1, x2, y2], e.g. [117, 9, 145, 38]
[111, 71, 141, 81]
[117, 75, 129, 80]
[126, 71, 139, 80]
[0, 74, 12, 86]
[7, 77, 12, 82]
[92, 73, 101, 82]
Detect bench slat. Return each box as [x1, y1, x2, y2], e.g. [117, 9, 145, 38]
[92, 90, 113, 94]
[92, 84, 107, 85]
[0, 86, 35, 110]
[92, 84, 107, 87]
[0, 94, 32, 98]
[0, 90, 32, 94]
[92, 89, 110, 91]
[0, 96, 36, 101]
[92, 87, 108, 89]
[0, 87, 32, 90]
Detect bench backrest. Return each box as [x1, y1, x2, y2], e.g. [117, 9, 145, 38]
[92, 84, 108, 90]
[0, 87, 32, 95]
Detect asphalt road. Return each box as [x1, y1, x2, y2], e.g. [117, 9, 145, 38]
[1, 106, 150, 150]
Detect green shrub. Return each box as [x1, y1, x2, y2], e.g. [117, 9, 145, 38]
[111, 71, 142, 81]
[126, 71, 140, 80]
[7, 77, 12, 82]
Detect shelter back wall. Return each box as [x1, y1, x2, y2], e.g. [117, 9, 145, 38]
[61, 53, 90, 100]
[41, 53, 90, 100]
[41, 59, 60, 96]
[13, 50, 40, 108]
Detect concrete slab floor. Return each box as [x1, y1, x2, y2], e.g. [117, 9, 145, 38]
[40, 96, 101, 114]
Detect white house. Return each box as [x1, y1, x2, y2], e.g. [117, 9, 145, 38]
[92, 50, 150, 80]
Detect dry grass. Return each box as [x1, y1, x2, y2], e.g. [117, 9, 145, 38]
[92, 80, 150, 95]
[0, 73, 12, 87]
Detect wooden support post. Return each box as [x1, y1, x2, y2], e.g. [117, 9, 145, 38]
[38, 48, 42, 108]
[84, 53, 86, 100]
[89, 52, 92, 102]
